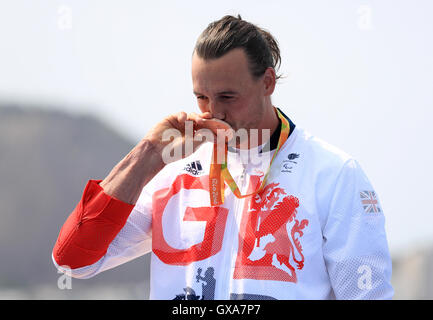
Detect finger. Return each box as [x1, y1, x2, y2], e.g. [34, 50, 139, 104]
[187, 112, 206, 126]
[200, 112, 213, 119]
[176, 111, 187, 124]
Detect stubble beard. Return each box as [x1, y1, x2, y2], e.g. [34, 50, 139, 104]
[230, 106, 267, 149]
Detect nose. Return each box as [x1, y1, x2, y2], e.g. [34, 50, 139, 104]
[208, 100, 225, 120]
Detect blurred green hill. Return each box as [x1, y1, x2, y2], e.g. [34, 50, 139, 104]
[0, 104, 150, 297]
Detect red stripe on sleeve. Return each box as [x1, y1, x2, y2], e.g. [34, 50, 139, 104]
[53, 180, 135, 269]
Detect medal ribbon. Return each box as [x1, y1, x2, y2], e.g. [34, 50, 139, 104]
[209, 107, 290, 206]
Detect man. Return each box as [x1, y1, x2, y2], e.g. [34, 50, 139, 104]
[52, 15, 394, 299]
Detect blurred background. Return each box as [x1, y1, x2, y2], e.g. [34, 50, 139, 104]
[0, 0, 432, 299]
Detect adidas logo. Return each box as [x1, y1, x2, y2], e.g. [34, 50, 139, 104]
[184, 160, 203, 176]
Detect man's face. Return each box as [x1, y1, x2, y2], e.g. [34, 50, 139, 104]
[191, 48, 272, 132]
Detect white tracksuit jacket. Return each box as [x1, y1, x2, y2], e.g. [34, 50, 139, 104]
[53, 113, 394, 300]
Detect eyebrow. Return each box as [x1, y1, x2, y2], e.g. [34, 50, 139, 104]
[193, 90, 238, 96]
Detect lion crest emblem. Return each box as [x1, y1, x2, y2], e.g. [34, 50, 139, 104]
[234, 182, 309, 283]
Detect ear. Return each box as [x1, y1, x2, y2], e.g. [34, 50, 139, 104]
[263, 67, 276, 96]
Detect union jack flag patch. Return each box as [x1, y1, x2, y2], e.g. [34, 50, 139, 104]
[360, 191, 381, 213]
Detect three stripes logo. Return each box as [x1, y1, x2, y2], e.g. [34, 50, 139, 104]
[360, 190, 381, 213]
[184, 160, 203, 176]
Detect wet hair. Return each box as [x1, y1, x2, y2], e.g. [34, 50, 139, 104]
[194, 14, 283, 82]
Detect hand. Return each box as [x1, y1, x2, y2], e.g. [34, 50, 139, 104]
[144, 111, 215, 164]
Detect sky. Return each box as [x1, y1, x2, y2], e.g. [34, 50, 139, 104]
[0, 0, 432, 256]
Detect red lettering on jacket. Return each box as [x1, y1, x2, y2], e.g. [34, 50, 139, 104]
[152, 174, 228, 265]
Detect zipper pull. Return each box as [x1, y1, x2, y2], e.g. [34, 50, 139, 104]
[240, 166, 246, 180]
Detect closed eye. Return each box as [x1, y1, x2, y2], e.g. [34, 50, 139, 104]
[220, 96, 234, 101]
[195, 95, 234, 101]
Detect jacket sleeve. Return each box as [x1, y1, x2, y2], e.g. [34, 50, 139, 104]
[52, 179, 153, 279]
[322, 159, 394, 299]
